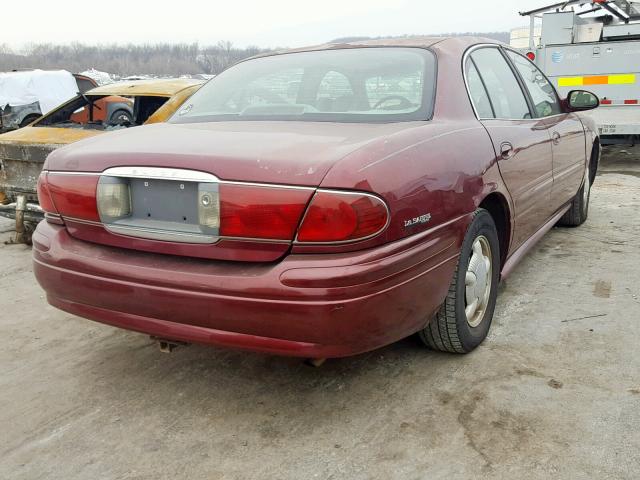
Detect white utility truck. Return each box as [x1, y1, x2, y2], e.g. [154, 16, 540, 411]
[519, 0, 640, 145]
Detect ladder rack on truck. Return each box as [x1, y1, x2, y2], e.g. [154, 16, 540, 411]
[519, 0, 640, 145]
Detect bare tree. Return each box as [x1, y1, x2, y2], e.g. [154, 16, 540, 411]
[0, 42, 271, 76]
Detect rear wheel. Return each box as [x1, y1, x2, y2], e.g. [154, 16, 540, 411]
[109, 109, 133, 125]
[418, 209, 500, 353]
[557, 164, 590, 227]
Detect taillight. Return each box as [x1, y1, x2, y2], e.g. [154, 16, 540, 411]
[526, 51, 536, 61]
[97, 177, 131, 219]
[198, 186, 220, 229]
[219, 184, 312, 240]
[40, 169, 389, 246]
[36, 172, 57, 214]
[296, 190, 389, 243]
[47, 173, 100, 222]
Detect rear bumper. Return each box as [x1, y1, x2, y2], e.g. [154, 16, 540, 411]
[32, 218, 467, 358]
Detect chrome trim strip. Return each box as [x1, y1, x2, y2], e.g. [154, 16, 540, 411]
[102, 166, 220, 183]
[221, 180, 315, 191]
[44, 213, 64, 224]
[63, 217, 290, 244]
[46, 171, 99, 176]
[293, 189, 391, 246]
[463, 44, 537, 121]
[463, 44, 567, 122]
[45, 170, 315, 191]
[105, 224, 218, 244]
[62, 216, 103, 226]
[462, 43, 498, 120]
[218, 236, 291, 244]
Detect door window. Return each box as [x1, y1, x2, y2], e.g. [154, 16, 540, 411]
[506, 50, 561, 118]
[465, 60, 495, 118]
[470, 48, 531, 120]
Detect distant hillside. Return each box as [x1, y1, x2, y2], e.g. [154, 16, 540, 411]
[0, 42, 268, 76]
[331, 32, 511, 44]
[0, 32, 511, 77]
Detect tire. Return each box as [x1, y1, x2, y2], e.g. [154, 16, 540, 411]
[109, 109, 132, 125]
[418, 209, 500, 353]
[19, 114, 40, 128]
[557, 164, 590, 227]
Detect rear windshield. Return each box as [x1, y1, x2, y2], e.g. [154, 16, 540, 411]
[170, 47, 436, 123]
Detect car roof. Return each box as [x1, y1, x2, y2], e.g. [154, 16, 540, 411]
[250, 36, 502, 59]
[87, 78, 204, 97]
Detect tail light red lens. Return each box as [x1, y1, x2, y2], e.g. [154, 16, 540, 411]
[297, 190, 389, 243]
[47, 173, 100, 222]
[40, 170, 389, 246]
[219, 184, 312, 240]
[36, 172, 58, 214]
[526, 51, 536, 61]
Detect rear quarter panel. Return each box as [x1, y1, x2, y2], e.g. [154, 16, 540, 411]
[292, 119, 503, 254]
[294, 38, 512, 255]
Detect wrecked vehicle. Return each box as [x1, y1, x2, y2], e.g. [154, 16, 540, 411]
[0, 78, 202, 241]
[33, 38, 600, 360]
[0, 70, 98, 132]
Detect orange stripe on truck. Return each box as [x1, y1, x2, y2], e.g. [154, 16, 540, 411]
[583, 76, 609, 85]
[558, 74, 636, 87]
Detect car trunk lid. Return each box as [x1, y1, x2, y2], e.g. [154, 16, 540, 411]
[45, 121, 409, 185]
[42, 121, 408, 262]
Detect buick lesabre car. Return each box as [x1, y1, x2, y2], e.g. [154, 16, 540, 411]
[32, 38, 600, 360]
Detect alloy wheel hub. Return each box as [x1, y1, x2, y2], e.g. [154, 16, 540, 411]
[465, 236, 492, 328]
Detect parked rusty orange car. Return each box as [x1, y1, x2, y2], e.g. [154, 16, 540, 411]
[0, 78, 202, 239]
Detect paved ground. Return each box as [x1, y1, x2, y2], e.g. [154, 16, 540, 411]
[1, 149, 639, 480]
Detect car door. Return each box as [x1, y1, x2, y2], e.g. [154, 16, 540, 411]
[466, 46, 555, 249]
[504, 49, 586, 210]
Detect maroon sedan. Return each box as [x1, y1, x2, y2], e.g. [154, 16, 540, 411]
[33, 37, 600, 359]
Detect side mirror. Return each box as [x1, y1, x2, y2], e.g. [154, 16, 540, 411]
[566, 90, 599, 112]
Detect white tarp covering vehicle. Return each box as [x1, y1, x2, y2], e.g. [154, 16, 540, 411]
[0, 70, 81, 131]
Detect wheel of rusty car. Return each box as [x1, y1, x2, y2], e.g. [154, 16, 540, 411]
[557, 164, 591, 227]
[419, 209, 500, 353]
[109, 110, 133, 125]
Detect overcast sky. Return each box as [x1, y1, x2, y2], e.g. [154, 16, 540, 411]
[4, 0, 548, 49]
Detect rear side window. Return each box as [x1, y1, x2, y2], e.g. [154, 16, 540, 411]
[506, 50, 561, 118]
[466, 60, 494, 118]
[470, 48, 531, 120]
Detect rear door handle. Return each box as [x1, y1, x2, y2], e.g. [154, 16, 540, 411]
[552, 132, 561, 145]
[500, 142, 514, 159]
